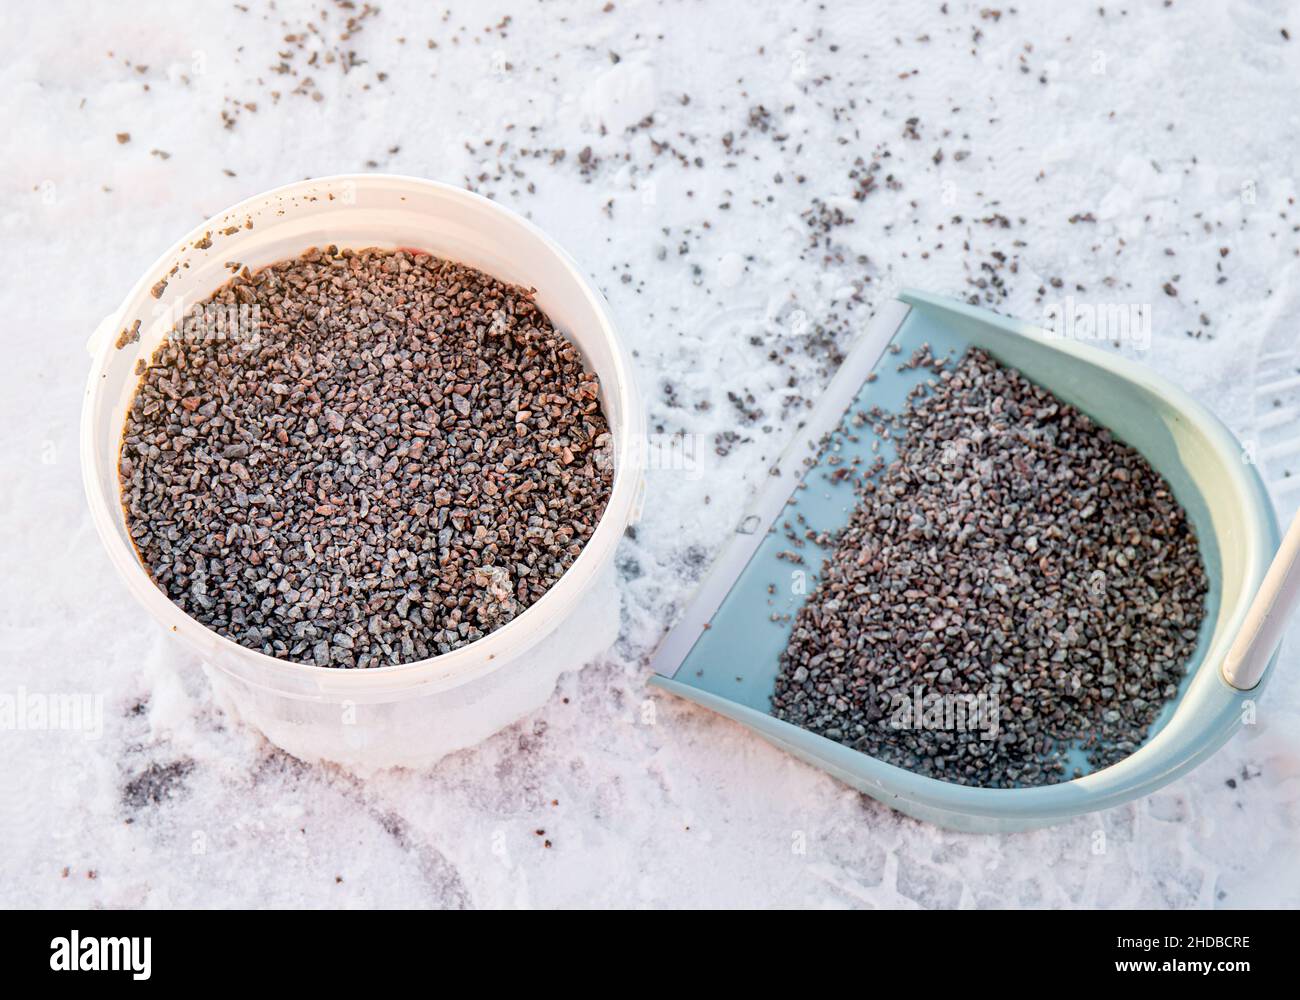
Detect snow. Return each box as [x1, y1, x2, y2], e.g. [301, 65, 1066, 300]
[2, 0, 1299, 908]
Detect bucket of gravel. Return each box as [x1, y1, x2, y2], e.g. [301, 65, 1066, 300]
[651, 291, 1280, 832]
[82, 175, 644, 771]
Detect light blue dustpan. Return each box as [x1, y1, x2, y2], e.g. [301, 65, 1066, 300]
[649, 290, 1285, 832]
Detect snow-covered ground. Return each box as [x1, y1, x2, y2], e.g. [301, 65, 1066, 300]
[2, 0, 1299, 908]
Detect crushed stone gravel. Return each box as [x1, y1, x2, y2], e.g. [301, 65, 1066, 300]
[771, 347, 1208, 787]
[119, 247, 613, 668]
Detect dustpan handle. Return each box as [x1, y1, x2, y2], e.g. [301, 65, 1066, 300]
[1222, 507, 1300, 690]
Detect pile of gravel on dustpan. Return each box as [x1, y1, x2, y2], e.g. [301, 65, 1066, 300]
[119, 247, 613, 668]
[771, 347, 1208, 788]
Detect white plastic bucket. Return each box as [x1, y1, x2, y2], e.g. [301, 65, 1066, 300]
[81, 175, 645, 771]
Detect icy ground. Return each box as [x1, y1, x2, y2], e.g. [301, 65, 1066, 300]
[3, 0, 1299, 908]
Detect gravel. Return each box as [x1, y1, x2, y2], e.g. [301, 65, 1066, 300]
[771, 347, 1208, 788]
[119, 247, 613, 668]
